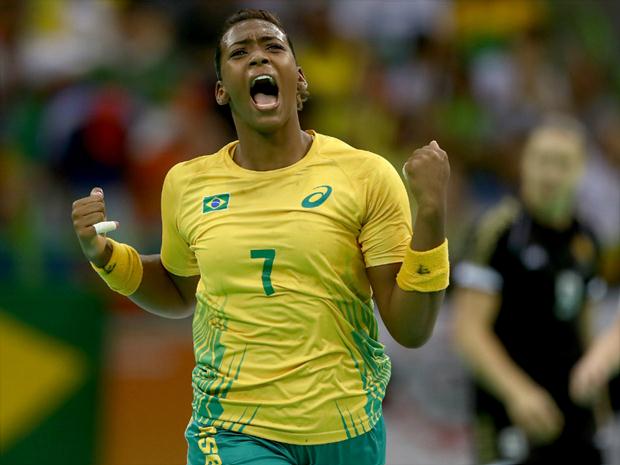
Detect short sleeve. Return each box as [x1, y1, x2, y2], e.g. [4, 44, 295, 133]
[358, 155, 412, 267]
[453, 199, 518, 293]
[160, 165, 200, 276]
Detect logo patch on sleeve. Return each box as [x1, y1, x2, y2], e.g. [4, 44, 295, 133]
[203, 193, 230, 213]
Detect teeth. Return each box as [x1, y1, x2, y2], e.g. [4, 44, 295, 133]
[251, 75, 276, 87]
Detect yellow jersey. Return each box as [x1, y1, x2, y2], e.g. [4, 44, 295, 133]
[160, 131, 412, 444]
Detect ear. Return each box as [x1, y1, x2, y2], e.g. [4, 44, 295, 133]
[215, 81, 230, 106]
[296, 67, 308, 91]
[296, 67, 310, 111]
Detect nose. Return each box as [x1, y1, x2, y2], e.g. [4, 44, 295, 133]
[249, 51, 270, 67]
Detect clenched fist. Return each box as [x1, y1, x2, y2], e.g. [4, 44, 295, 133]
[505, 384, 564, 444]
[71, 187, 117, 267]
[402, 140, 450, 215]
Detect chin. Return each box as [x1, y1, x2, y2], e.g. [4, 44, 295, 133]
[249, 111, 294, 134]
[250, 119, 286, 135]
[232, 98, 297, 134]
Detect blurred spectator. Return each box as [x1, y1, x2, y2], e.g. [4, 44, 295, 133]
[15, 0, 121, 86]
[453, 116, 605, 464]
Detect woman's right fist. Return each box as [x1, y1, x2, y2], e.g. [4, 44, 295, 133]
[71, 187, 116, 267]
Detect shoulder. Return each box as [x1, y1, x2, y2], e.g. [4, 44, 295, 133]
[572, 217, 602, 264]
[164, 142, 235, 186]
[478, 197, 521, 234]
[315, 132, 400, 178]
[574, 217, 601, 247]
[471, 196, 522, 262]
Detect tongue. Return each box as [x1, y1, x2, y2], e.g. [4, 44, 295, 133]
[253, 92, 278, 108]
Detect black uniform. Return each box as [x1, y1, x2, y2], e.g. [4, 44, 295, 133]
[455, 197, 603, 465]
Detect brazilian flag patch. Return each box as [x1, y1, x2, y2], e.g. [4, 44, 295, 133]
[203, 193, 230, 213]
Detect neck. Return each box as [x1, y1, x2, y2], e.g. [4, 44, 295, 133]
[522, 193, 574, 230]
[232, 117, 312, 171]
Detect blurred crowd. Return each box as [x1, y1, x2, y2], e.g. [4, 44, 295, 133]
[1, 0, 619, 288]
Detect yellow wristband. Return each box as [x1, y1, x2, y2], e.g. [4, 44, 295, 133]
[90, 239, 143, 296]
[396, 239, 450, 292]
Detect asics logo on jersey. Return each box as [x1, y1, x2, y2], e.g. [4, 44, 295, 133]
[301, 185, 333, 208]
[203, 193, 230, 213]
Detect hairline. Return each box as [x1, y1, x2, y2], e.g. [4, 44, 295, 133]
[523, 114, 588, 159]
[222, 19, 288, 47]
[215, 17, 295, 81]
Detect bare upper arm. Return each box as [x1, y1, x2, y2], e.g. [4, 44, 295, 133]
[168, 271, 200, 308]
[366, 262, 401, 315]
[453, 287, 501, 332]
[128, 255, 200, 319]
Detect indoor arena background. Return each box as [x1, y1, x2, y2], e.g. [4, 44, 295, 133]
[1, 1, 619, 464]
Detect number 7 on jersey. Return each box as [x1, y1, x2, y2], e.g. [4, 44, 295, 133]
[250, 249, 276, 296]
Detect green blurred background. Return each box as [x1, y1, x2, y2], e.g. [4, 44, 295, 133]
[1, 1, 619, 464]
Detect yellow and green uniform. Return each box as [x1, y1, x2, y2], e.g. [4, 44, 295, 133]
[161, 131, 412, 445]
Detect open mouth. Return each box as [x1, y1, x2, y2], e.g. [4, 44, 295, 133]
[250, 75, 279, 111]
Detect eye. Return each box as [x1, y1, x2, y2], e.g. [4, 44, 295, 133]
[230, 49, 246, 58]
[267, 43, 285, 51]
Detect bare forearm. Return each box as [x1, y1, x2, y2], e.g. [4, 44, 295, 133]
[73, 190, 196, 318]
[588, 319, 620, 377]
[382, 208, 446, 347]
[411, 206, 446, 251]
[383, 139, 449, 348]
[457, 325, 538, 402]
[600, 321, 620, 375]
[129, 255, 195, 319]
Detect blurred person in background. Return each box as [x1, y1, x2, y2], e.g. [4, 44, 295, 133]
[453, 115, 604, 465]
[71, 8, 451, 465]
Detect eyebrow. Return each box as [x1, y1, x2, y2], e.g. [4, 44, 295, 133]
[229, 35, 285, 48]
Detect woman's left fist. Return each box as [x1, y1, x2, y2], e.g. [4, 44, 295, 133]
[402, 140, 450, 214]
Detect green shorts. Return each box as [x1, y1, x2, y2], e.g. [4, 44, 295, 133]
[185, 416, 386, 465]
